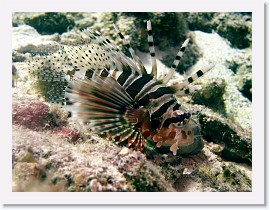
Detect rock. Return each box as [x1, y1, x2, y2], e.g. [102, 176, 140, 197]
[13, 162, 47, 191]
[24, 12, 75, 35]
[18, 151, 37, 163]
[225, 48, 252, 101]
[73, 13, 97, 30]
[190, 30, 252, 130]
[198, 108, 252, 163]
[12, 125, 175, 192]
[60, 29, 84, 45]
[12, 100, 50, 131]
[186, 12, 216, 33]
[53, 127, 80, 143]
[12, 51, 28, 62]
[12, 25, 59, 54]
[186, 13, 252, 49]
[12, 64, 18, 87]
[49, 104, 69, 127]
[212, 13, 252, 49]
[175, 141, 251, 192]
[192, 78, 227, 115]
[89, 179, 102, 192]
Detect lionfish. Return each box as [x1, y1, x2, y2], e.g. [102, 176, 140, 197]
[29, 20, 214, 155]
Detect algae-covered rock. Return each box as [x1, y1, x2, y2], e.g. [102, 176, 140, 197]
[175, 141, 251, 192]
[186, 13, 252, 50]
[192, 78, 227, 115]
[186, 12, 216, 33]
[12, 100, 50, 131]
[72, 13, 97, 31]
[190, 30, 252, 130]
[12, 51, 28, 62]
[12, 64, 18, 87]
[212, 13, 252, 49]
[198, 108, 252, 163]
[226, 48, 252, 101]
[24, 12, 75, 35]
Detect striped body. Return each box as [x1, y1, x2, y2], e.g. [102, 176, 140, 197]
[29, 20, 214, 155]
[85, 64, 178, 133]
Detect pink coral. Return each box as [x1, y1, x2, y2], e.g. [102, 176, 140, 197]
[13, 100, 50, 131]
[53, 127, 80, 143]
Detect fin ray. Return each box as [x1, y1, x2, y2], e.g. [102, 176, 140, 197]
[65, 75, 146, 150]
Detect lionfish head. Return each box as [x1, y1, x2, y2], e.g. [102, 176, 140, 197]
[152, 107, 203, 156]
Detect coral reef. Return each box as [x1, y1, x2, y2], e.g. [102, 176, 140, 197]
[53, 127, 80, 144]
[176, 142, 251, 192]
[12, 12, 252, 192]
[186, 12, 216, 33]
[12, 125, 175, 192]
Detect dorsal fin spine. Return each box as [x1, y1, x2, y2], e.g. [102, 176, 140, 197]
[147, 20, 157, 78]
[162, 38, 190, 84]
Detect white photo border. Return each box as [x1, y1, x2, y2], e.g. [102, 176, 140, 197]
[1, 0, 265, 205]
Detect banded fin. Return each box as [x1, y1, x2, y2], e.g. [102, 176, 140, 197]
[162, 38, 190, 84]
[62, 44, 111, 74]
[65, 75, 146, 150]
[113, 24, 146, 75]
[175, 85, 202, 96]
[147, 20, 157, 78]
[176, 63, 215, 92]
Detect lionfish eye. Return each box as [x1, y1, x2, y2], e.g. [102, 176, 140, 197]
[176, 112, 191, 122]
[174, 112, 191, 127]
[163, 112, 191, 128]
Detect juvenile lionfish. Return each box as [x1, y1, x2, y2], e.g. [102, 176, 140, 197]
[29, 20, 214, 155]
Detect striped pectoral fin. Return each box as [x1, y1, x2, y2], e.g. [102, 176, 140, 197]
[93, 115, 146, 151]
[65, 75, 146, 150]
